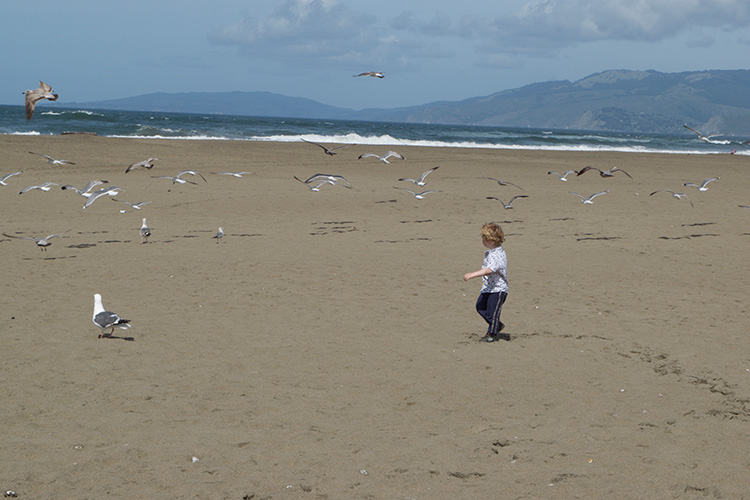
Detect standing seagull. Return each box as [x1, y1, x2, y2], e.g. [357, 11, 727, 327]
[394, 187, 439, 199]
[577, 166, 632, 179]
[650, 189, 694, 207]
[569, 190, 610, 204]
[547, 170, 578, 181]
[3, 231, 67, 251]
[301, 139, 349, 156]
[353, 71, 384, 78]
[82, 186, 124, 210]
[23, 81, 59, 120]
[399, 166, 439, 186]
[140, 218, 151, 244]
[683, 125, 720, 143]
[29, 152, 75, 166]
[213, 227, 224, 243]
[0, 171, 23, 186]
[92, 294, 131, 339]
[358, 151, 405, 163]
[486, 195, 529, 209]
[683, 177, 720, 192]
[125, 158, 159, 173]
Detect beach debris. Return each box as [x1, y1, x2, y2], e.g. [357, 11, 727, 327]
[19, 182, 58, 194]
[23, 81, 58, 120]
[399, 166, 439, 186]
[4, 491, 17, 498]
[357, 151, 404, 163]
[140, 218, 151, 244]
[486, 195, 529, 209]
[126, 158, 159, 173]
[576, 166, 632, 179]
[547, 169, 578, 181]
[649, 189, 694, 208]
[3, 230, 68, 251]
[93, 293, 131, 338]
[353, 71, 384, 78]
[301, 138, 349, 156]
[394, 187, 440, 200]
[29, 151, 75, 166]
[192, 456, 199, 463]
[569, 190, 610, 204]
[683, 177, 719, 192]
[0, 171, 23, 186]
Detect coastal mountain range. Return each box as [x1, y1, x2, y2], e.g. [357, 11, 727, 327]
[71, 69, 750, 135]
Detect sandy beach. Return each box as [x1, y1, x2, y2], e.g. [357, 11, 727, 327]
[1, 134, 748, 499]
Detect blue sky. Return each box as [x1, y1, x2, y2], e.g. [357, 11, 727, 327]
[3, 0, 749, 110]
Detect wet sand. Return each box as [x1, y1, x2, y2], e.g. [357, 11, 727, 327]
[1, 134, 748, 499]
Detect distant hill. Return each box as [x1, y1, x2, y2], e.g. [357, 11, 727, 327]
[71, 69, 750, 135]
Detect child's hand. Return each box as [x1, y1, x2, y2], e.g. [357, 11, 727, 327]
[463, 272, 472, 281]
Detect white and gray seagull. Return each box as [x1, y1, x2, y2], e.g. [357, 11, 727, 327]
[93, 294, 131, 339]
[29, 152, 75, 166]
[394, 187, 439, 199]
[214, 171, 255, 178]
[111, 198, 152, 210]
[399, 166, 439, 186]
[482, 177, 525, 190]
[19, 182, 58, 194]
[3, 230, 68, 251]
[23, 81, 59, 120]
[140, 218, 151, 243]
[358, 151, 405, 164]
[125, 158, 159, 173]
[301, 173, 352, 187]
[82, 186, 124, 210]
[683, 125, 721, 143]
[294, 175, 347, 191]
[176, 169, 207, 183]
[301, 139, 349, 156]
[213, 227, 224, 243]
[486, 195, 529, 209]
[61, 180, 109, 197]
[577, 166, 632, 179]
[153, 175, 197, 185]
[569, 190, 610, 204]
[0, 171, 23, 186]
[650, 189, 694, 208]
[683, 177, 720, 192]
[353, 71, 384, 78]
[547, 169, 578, 181]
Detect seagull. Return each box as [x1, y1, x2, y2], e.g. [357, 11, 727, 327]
[214, 171, 254, 178]
[176, 169, 207, 183]
[125, 158, 159, 173]
[683, 125, 721, 143]
[152, 175, 197, 185]
[399, 166, 439, 186]
[683, 177, 720, 192]
[19, 182, 58, 194]
[29, 152, 75, 166]
[650, 189, 694, 208]
[354, 71, 384, 78]
[301, 173, 352, 187]
[93, 294, 131, 339]
[569, 190, 610, 204]
[486, 195, 529, 209]
[547, 170, 578, 181]
[111, 198, 152, 210]
[82, 186, 124, 210]
[61, 180, 109, 197]
[301, 139, 349, 156]
[0, 171, 23, 186]
[482, 177, 525, 190]
[23, 81, 59, 120]
[213, 227, 224, 243]
[294, 175, 345, 191]
[358, 151, 404, 163]
[576, 166, 632, 179]
[3, 231, 67, 251]
[139, 218, 151, 243]
[394, 187, 439, 199]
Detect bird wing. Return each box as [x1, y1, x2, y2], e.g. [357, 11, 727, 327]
[29, 152, 54, 161]
[568, 192, 585, 199]
[419, 166, 439, 181]
[509, 195, 529, 203]
[611, 167, 633, 179]
[683, 125, 704, 137]
[384, 152, 404, 160]
[358, 153, 378, 159]
[590, 190, 610, 199]
[576, 166, 601, 176]
[701, 177, 719, 187]
[1, 171, 23, 183]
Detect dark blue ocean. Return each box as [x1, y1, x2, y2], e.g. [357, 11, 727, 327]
[0, 104, 743, 155]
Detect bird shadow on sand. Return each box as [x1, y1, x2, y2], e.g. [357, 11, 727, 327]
[98, 334, 135, 341]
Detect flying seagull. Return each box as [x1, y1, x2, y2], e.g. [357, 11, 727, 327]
[214, 171, 254, 178]
[93, 294, 131, 339]
[23, 81, 58, 120]
[576, 166, 632, 179]
[140, 218, 151, 243]
[482, 177, 525, 190]
[394, 187, 439, 199]
[19, 182, 58, 194]
[152, 175, 197, 185]
[683, 125, 720, 143]
[29, 152, 75, 166]
[683, 177, 720, 192]
[176, 169, 207, 183]
[294, 175, 348, 191]
[125, 158, 159, 173]
[213, 227, 224, 243]
[61, 180, 109, 197]
[569, 190, 610, 204]
[486, 195, 529, 209]
[111, 198, 152, 210]
[399, 166, 439, 186]
[358, 151, 405, 163]
[300, 173, 352, 187]
[82, 186, 124, 210]
[301, 139, 349, 156]
[649, 189, 694, 208]
[0, 171, 23, 186]
[3, 231, 67, 251]
[354, 71, 384, 78]
[547, 170, 578, 181]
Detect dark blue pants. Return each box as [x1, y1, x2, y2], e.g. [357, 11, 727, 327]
[476, 291, 507, 334]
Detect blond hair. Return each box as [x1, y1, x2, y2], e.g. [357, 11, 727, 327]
[480, 222, 505, 246]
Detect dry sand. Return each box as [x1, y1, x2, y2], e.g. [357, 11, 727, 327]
[1, 134, 748, 499]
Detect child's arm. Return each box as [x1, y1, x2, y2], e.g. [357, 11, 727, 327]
[464, 267, 492, 281]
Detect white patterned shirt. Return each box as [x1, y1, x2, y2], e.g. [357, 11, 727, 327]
[481, 246, 508, 293]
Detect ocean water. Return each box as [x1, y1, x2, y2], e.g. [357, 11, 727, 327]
[0, 104, 744, 155]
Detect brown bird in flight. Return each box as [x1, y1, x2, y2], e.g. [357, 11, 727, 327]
[23, 81, 59, 120]
[577, 166, 632, 179]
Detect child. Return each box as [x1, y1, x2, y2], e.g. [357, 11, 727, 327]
[463, 222, 509, 342]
